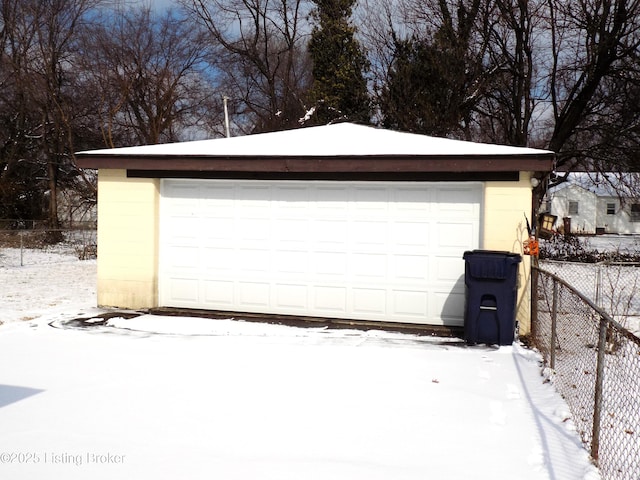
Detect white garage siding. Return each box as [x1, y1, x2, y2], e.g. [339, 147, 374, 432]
[159, 179, 482, 326]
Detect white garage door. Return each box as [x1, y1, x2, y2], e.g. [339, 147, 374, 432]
[159, 179, 481, 326]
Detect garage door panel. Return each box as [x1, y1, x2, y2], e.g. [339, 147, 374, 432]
[391, 222, 430, 248]
[202, 247, 235, 271]
[160, 180, 481, 325]
[394, 187, 431, 206]
[314, 220, 348, 245]
[202, 235, 237, 250]
[238, 249, 271, 273]
[354, 187, 389, 211]
[434, 289, 465, 327]
[352, 253, 387, 279]
[165, 183, 201, 200]
[238, 282, 270, 308]
[165, 246, 200, 269]
[392, 255, 429, 282]
[313, 252, 348, 278]
[168, 278, 200, 303]
[165, 216, 199, 234]
[391, 290, 428, 318]
[436, 188, 481, 215]
[352, 221, 388, 246]
[275, 250, 308, 273]
[433, 257, 465, 282]
[237, 217, 271, 240]
[435, 222, 477, 250]
[202, 184, 235, 200]
[352, 288, 387, 315]
[202, 217, 235, 236]
[239, 185, 270, 201]
[274, 219, 309, 242]
[315, 186, 350, 203]
[274, 284, 308, 310]
[203, 280, 234, 305]
[314, 286, 348, 314]
[275, 185, 309, 202]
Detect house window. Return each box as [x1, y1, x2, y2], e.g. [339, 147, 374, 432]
[568, 201, 579, 215]
[607, 203, 615, 215]
[631, 204, 640, 222]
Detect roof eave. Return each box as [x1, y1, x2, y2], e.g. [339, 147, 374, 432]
[76, 153, 555, 173]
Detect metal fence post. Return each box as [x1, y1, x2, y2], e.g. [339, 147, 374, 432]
[550, 279, 558, 370]
[591, 315, 608, 462]
[531, 264, 539, 340]
[595, 263, 603, 309]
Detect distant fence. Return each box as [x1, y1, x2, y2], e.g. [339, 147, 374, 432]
[0, 224, 96, 266]
[0, 218, 96, 230]
[532, 266, 640, 480]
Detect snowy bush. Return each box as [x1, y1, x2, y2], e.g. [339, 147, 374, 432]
[539, 234, 640, 263]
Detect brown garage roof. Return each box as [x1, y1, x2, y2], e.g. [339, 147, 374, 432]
[76, 123, 555, 175]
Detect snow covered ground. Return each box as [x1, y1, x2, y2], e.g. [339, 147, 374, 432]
[0, 246, 600, 480]
[540, 234, 640, 336]
[582, 234, 640, 253]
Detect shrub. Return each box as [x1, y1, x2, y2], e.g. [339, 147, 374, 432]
[539, 234, 640, 263]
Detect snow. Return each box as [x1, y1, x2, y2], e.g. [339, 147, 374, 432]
[539, 234, 640, 336]
[580, 233, 640, 253]
[76, 123, 554, 158]
[0, 247, 599, 480]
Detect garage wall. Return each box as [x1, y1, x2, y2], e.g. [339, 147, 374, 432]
[94, 169, 536, 334]
[96, 169, 159, 309]
[483, 172, 533, 334]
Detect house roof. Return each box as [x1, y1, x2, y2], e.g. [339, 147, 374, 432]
[548, 182, 598, 201]
[549, 172, 640, 198]
[76, 122, 555, 175]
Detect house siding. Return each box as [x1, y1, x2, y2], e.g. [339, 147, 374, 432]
[96, 169, 160, 309]
[596, 197, 640, 234]
[548, 182, 640, 235]
[483, 172, 533, 334]
[549, 184, 598, 234]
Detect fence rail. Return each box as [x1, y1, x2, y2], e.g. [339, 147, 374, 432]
[539, 260, 640, 337]
[0, 227, 97, 265]
[532, 265, 640, 480]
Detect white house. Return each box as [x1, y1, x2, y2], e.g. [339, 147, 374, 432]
[545, 173, 640, 235]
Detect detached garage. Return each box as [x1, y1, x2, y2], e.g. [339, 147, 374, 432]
[77, 123, 554, 334]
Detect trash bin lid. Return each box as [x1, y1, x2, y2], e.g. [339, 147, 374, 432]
[463, 250, 522, 280]
[463, 249, 522, 259]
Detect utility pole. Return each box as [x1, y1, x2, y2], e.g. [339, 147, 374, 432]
[223, 96, 231, 138]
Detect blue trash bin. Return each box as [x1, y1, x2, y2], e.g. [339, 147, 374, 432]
[462, 250, 522, 346]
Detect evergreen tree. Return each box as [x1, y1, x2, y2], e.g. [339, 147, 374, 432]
[307, 0, 371, 125]
[377, 1, 491, 138]
[380, 33, 477, 138]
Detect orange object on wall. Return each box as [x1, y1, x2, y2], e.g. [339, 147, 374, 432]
[523, 237, 539, 256]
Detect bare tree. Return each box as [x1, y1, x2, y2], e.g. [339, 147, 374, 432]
[182, 0, 313, 133]
[476, 0, 545, 147]
[0, 0, 102, 231]
[361, 0, 640, 177]
[80, 6, 217, 147]
[0, 0, 44, 220]
[544, 0, 640, 173]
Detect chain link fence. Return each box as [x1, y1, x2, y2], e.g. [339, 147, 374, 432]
[0, 222, 96, 267]
[532, 265, 640, 480]
[539, 260, 640, 337]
